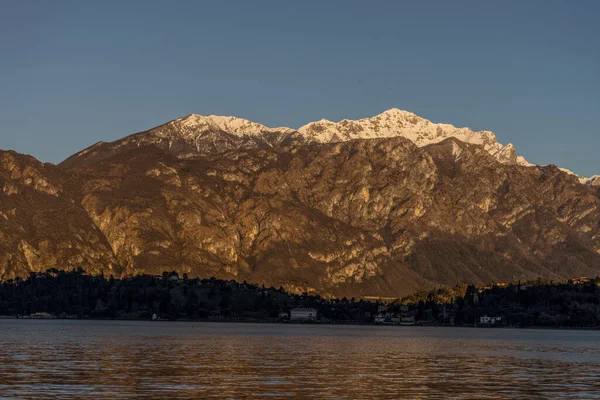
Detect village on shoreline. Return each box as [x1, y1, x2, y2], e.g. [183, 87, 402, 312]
[1, 269, 599, 329]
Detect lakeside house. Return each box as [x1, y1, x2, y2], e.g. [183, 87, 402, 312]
[29, 312, 54, 319]
[290, 308, 318, 321]
[374, 314, 386, 324]
[278, 311, 289, 320]
[479, 315, 502, 326]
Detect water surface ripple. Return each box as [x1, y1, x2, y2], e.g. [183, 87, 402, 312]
[1, 321, 599, 399]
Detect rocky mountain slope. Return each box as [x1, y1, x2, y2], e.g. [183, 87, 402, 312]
[60, 114, 306, 169]
[3, 110, 600, 297]
[0, 151, 117, 279]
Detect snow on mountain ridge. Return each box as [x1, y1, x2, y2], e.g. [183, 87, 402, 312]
[296, 108, 532, 167]
[580, 175, 600, 186]
[167, 110, 521, 166]
[172, 114, 295, 136]
[142, 108, 600, 183]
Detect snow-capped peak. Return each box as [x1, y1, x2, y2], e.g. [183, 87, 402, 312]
[172, 114, 295, 136]
[296, 108, 531, 167]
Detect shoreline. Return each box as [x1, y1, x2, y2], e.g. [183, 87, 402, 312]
[3, 315, 599, 331]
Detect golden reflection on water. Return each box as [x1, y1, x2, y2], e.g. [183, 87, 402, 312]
[1, 321, 599, 399]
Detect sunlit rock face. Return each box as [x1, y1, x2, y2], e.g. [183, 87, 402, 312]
[2, 110, 600, 298]
[59, 114, 307, 169]
[0, 151, 117, 280]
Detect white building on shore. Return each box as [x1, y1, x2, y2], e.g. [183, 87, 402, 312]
[480, 315, 502, 325]
[290, 308, 318, 321]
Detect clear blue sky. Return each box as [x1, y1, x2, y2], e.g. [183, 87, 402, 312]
[1, 0, 598, 175]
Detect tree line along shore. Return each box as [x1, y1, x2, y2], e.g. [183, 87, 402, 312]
[1, 269, 599, 328]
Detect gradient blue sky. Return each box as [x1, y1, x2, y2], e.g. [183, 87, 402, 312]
[1, 1, 598, 175]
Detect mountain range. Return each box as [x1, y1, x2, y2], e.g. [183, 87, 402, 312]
[2, 109, 600, 298]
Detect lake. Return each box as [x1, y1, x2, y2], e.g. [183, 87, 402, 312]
[1, 320, 599, 399]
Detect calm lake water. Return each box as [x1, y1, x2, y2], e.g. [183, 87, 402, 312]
[1, 321, 599, 399]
